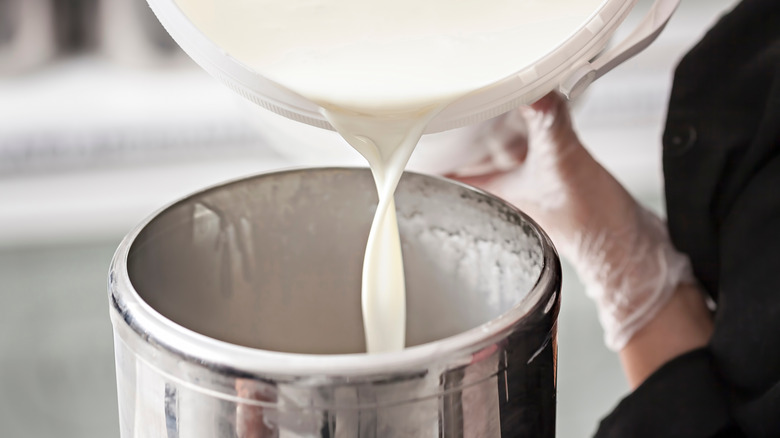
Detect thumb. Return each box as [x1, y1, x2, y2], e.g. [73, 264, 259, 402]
[521, 92, 581, 157]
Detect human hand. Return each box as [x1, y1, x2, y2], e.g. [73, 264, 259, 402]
[451, 92, 696, 351]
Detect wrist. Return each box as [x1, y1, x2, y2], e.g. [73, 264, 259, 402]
[618, 283, 714, 388]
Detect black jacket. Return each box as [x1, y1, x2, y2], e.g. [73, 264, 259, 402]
[595, 0, 780, 436]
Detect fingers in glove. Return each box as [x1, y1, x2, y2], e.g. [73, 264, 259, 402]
[521, 91, 581, 164]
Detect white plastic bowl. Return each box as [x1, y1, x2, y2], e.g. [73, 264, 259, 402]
[146, 0, 678, 132]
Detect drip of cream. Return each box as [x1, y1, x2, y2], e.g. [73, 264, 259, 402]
[173, 0, 603, 353]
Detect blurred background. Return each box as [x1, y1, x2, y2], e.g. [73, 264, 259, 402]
[0, 0, 735, 436]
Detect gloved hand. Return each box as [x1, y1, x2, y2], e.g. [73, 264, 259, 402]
[452, 92, 695, 351]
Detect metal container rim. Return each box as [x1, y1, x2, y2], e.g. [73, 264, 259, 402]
[108, 166, 560, 377]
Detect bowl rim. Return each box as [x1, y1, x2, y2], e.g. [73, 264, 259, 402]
[146, 0, 635, 133]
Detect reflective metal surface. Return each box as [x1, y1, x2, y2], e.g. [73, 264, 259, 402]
[109, 168, 561, 437]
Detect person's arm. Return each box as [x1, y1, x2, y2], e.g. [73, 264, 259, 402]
[452, 91, 706, 375]
[619, 283, 713, 388]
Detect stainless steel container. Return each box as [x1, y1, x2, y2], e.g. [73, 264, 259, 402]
[109, 168, 561, 437]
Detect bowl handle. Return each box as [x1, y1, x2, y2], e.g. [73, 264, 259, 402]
[559, 0, 681, 100]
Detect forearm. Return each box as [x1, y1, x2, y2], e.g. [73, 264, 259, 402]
[618, 283, 714, 388]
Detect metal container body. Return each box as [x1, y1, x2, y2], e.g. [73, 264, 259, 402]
[109, 168, 561, 437]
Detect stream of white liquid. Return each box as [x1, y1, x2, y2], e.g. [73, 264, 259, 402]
[323, 109, 442, 352]
[174, 0, 603, 353]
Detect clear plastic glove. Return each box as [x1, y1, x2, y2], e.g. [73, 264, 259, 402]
[452, 92, 695, 351]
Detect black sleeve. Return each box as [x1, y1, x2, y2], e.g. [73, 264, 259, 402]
[595, 0, 780, 436]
